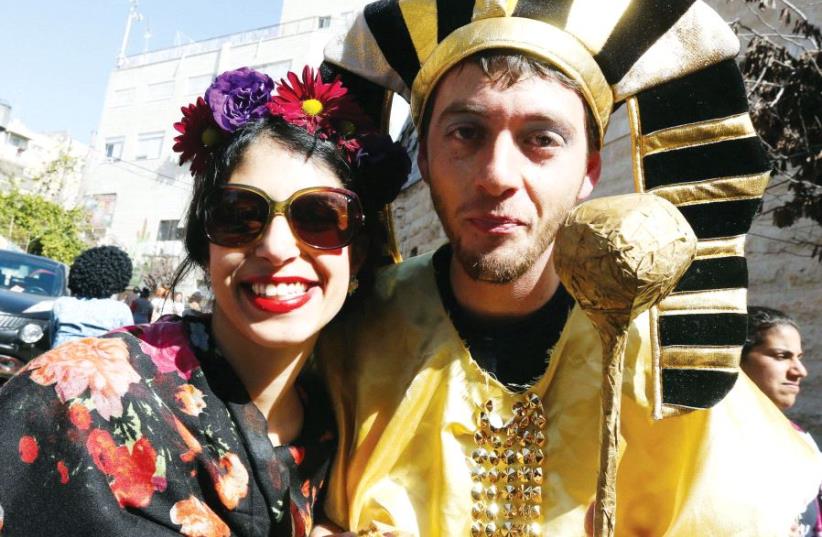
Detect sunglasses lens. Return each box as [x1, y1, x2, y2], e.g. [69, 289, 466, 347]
[206, 188, 269, 246]
[289, 190, 362, 249]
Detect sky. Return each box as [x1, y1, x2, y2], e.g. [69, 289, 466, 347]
[0, 0, 284, 145]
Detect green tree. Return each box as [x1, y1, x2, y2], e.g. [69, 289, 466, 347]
[0, 190, 90, 264]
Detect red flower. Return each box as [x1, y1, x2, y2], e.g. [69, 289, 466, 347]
[86, 429, 161, 508]
[173, 97, 221, 176]
[18, 435, 38, 464]
[57, 460, 70, 484]
[69, 402, 92, 430]
[267, 66, 372, 159]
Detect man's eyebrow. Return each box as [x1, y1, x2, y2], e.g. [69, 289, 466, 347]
[438, 101, 488, 118]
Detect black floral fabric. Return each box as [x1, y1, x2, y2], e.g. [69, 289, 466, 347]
[0, 315, 336, 536]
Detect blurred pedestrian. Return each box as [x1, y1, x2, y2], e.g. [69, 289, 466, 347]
[130, 287, 153, 324]
[742, 306, 820, 537]
[49, 246, 134, 348]
[150, 284, 174, 322]
[171, 291, 185, 316]
[184, 291, 204, 316]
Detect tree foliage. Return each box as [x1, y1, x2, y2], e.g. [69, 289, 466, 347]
[731, 0, 822, 259]
[0, 190, 90, 264]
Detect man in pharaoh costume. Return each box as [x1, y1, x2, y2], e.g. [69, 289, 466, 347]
[315, 1, 822, 535]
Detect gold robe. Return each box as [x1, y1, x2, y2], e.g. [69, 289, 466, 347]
[319, 251, 822, 536]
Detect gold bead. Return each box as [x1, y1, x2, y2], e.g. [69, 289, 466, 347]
[502, 484, 516, 499]
[534, 431, 546, 447]
[484, 522, 497, 537]
[487, 468, 500, 483]
[504, 449, 516, 465]
[529, 505, 541, 519]
[532, 467, 543, 485]
[531, 414, 546, 429]
[517, 416, 530, 430]
[486, 484, 498, 500]
[488, 450, 500, 465]
[472, 501, 486, 519]
[527, 522, 541, 536]
[502, 467, 517, 483]
[484, 399, 495, 412]
[512, 484, 525, 501]
[522, 448, 533, 464]
[526, 393, 541, 409]
[517, 467, 530, 483]
[472, 448, 488, 464]
[512, 401, 525, 416]
[486, 502, 500, 518]
[534, 448, 544, 465]
[501, 521, 514, 537]
[475, 430, 488, 445]
[471, 522, 483, 537]
[472, 466, 487, 482]
[479, 412, 491, 431]
[472, 483, 484, 500]
[531, 485, 542, 503]
[491, 435, 503, 449]
[503, 503, 516, 519]
[520, 430, 533, 447]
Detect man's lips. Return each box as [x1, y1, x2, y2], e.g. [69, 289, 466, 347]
[782, 383, 801, 392]
[467, 215, 524, 234]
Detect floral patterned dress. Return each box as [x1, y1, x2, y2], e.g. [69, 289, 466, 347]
[0, 315, 336, 536]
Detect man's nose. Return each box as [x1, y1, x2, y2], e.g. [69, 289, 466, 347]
[475, 132, 522, 197]
[791, 357, 808, 379]
[254, 215, 301, 265]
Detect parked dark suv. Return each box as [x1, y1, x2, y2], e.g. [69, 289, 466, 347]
[0, 249, 68, 383]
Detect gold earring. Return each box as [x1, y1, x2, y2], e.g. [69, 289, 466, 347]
[347, 277, 359, 297]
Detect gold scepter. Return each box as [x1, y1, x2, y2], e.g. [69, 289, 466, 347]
[554, 193, 697, 537]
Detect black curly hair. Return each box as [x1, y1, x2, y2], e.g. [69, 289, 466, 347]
[68, 246, 133, 299]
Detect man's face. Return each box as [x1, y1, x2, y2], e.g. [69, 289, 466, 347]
[419, 63, 600, 283]
[742, 324, 807, 410]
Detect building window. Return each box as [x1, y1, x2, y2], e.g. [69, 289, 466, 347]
[111, 87, 136, 107]
[104, 136, 124, 160]
[135, 131, 164, 160]
[253, 60, 291, 83]
[6, 133, 28, 151]
[187, 74, 213, 95]
[147, 81, 174, 101]
[318, 16, 332, 29]
[157, 219, 183, 241]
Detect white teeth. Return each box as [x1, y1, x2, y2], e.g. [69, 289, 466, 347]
[250, 282, 307, 299]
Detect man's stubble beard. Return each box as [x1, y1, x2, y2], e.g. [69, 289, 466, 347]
[430, 189, 573, 284]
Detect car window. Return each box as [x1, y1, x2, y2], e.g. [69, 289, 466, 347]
[0, 252, 65, 297]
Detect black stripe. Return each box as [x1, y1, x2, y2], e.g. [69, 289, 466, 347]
[594, 0, 696, 85]
[437, 0, 474, 42]
[513, 0, 574, 27]
[662, 369, 738, 408]
[674, 256, 748, 292]
[364, 0, 421, 89]
[644, 138, 770, 190]
[637, 59, 748, 135]
[320, 63, 388, 126]
[678, 198, 761, 240]
[660, 313, 747, 346]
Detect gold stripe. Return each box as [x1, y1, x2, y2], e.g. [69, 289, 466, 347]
[695, 236, 746, 259]
[410, 17, 613, 145]
[472, 0, 519, 19]
[626, 97, 645, 192]
[565, 0, 631, 54]
[661, 346, 742, 369]
[641, 113, 755, 156]
[650, 306, 663, 420]
[649, 172, 769, 207]
[659, 288, 747, 314]
[399, 0, 439, 67]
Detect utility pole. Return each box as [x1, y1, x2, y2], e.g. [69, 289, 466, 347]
[116, 0, 143, 68]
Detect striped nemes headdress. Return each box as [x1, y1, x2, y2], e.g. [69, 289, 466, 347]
[324, 0, 770, 416]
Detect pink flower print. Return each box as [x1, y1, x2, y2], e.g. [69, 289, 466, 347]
[25, 338, 139, 420]
[137, 321, 199, 380]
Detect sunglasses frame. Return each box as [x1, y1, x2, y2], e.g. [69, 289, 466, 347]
[205, 183, 365, 250]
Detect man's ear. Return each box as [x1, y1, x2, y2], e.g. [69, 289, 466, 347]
[577, 150, 602, 201]
[418, 137, 430, 185]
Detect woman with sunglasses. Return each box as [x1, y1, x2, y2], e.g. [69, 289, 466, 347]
[0, 66, 408, 537]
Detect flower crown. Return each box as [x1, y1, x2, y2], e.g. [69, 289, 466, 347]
[173, 65, 393, 177]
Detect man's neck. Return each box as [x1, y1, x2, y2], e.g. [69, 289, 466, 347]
[448, 244, 561, 321]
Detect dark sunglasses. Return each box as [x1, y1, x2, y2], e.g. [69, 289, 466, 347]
[204, 184, 365, 250]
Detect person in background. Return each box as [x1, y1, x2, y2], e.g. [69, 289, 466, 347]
[130, 287, 153, 324]
[742, 306, 821, 537]
[49, 246, 134, 348]
[172, 291, 186, 316]
[150, 283, 175, 322]
[183, 291, 204, 316]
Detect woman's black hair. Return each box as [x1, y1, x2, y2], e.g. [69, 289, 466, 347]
[742, 306, 800, 360]
[170, 115, 385, 296]
[68, 246, 133, 299]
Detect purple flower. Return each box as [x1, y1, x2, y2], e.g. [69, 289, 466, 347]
[205, 67, 274, 132]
